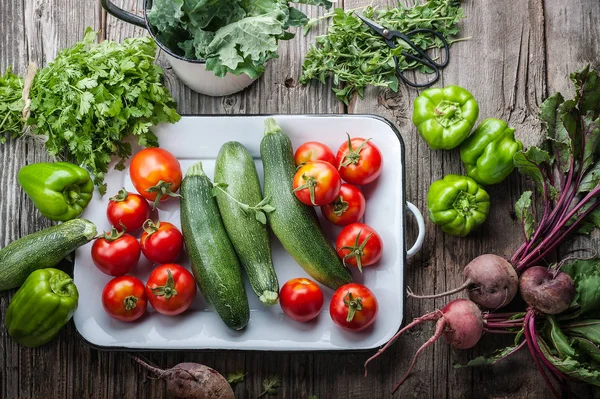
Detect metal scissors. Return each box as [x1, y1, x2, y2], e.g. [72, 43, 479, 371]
[355, 13, 450, 88]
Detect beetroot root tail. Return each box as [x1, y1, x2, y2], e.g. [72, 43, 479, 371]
[364, 310, 443, 377]
[406, 280, 473, 300]
[391, 317, 447, 394]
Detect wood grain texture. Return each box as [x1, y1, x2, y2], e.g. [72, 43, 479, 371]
[0, 0, 599, 397]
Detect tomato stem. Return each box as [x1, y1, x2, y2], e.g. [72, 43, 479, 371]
[145, 180, 181, 209]
[292, 173, 318, 205]
[340, 230, 372, 272]
[338, 133, 371, 169]
[343, 291, 363, 322]
[109, 188, 129, 202]
[124, 295, 139, 311]
[150, 268, 178, 299]
[142, 219, 160, 237]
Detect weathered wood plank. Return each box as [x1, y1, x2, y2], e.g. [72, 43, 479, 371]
[0, 0, 100, 398]
[342, 0, 549, 398]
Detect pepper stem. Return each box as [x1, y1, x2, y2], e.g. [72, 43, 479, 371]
[433, 100, 463, 128]
[343, 291, 363, 322]
[452, 190, 478, 217]
[49, 275, 75, 297]
[63, 184, 81, 205]
[124, 295, 139, 311]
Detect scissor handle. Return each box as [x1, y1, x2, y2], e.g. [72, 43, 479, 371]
[394, 55, 440, 88]
[404, 28, 450, 68]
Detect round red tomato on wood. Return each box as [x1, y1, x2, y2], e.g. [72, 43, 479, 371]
[91, 228, 141, 276]
[140, 220, 184, 264]
[336, 135, 383, 185]
[129, 148, 182, 209]
[330, 283, 378, 332]
[280, 278, 324, 322]
[336, 223, 383, 272]
[102, 276, 147, 322]
[292, 161, 341, 206]
[294, 141, 336, 166]
[106, 188, 151, 232]
[321, 183, 366, 226]
[145, 264, 196, 316]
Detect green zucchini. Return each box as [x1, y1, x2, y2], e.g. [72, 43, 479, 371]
[0, 218, 97, 291]
[180, 162, 250, 330]
[260, 118, 353, 289]
[214, 141, 279, 306]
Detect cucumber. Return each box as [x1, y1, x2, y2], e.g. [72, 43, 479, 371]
[260, 118, 353, 289]
[214, 141, 279, 306]
[180, 162, 250, 330]
[0, 219, 97, 291]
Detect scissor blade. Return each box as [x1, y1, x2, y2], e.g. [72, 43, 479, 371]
[355, 13, 387, 37]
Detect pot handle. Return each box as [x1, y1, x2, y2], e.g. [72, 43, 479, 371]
[101, 0, 146, 28]
[406, 202, 425, 258]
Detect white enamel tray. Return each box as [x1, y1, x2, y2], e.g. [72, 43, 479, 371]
[73, 115, 425, 351]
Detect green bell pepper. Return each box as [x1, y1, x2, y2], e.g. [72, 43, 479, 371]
[412, 85, 480, 150]
[428, 174, 490, 237]
[18, 162, 93, 221]
[460, 118, 523, 185]
[6, 268, 79, 347]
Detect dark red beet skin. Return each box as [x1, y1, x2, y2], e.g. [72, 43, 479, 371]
[519, 266, 576, 314]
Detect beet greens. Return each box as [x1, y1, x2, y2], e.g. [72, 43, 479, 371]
[511, 65, 600, 272]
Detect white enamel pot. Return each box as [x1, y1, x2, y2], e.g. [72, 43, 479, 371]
[101, 0, 258, 96]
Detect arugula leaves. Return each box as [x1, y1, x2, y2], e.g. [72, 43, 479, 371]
[148, 0, 331, 78]
[4, 29, 180, 194]
[300, 1, 466, 104]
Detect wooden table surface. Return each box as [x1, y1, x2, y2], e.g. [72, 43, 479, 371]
[1, 0, 599, 398]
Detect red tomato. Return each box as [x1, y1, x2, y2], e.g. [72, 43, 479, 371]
[145, 264, 196, 316]
[91, 229, 141, 276]
[336, 136, 383, 185]
[280, 278, 324, 322]
[106, 188, 152, 232]
[292, 161, 341, 206]
[140, 220, 184, 264]
[321, 183, 366, 226]
[294, 141, 336, 166]
[336, 223, 383, 272]
[330, 283, 378, 331]
[102, 276, 147, 322]
[129, 148, 182, 208]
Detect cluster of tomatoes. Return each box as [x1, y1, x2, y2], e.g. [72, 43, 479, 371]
[282, 136, 384, 331]
[93, 148, 195, 321]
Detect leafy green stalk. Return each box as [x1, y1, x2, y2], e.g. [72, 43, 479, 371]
[300, 1, 466, 104]
[0, 68, 25, 143]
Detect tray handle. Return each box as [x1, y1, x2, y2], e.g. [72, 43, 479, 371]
[406, 202, 425, 258]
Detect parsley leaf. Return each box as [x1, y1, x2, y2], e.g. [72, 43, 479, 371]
[0, 67, 25, 143]
[226, 371, 247, 386]
[18, 28, 180, 194]
[258, 375, 281, 398]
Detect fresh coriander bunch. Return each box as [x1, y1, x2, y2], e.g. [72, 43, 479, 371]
[0, 68, 25, 143]
[300, 0, 465, 104]
[25, 28, 180, 194]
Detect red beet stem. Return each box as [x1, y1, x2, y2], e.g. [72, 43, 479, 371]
[523, 312, 560, 399]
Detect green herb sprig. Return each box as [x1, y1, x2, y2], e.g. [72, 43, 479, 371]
[0, 28, 180, 194]
[300, 0, 466, 104]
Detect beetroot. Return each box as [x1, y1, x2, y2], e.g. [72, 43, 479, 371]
[132, 356, 234, 399]
[364, 299, 483, 393]
[408, 254, 519, 309]
[519, 266, 576, 314]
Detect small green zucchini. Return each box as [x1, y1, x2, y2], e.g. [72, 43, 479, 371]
[180, 162, 250, 330]
[0, 218, 97, 291]
[260, 118, 353, 290]
[214, 141, 279, 305]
